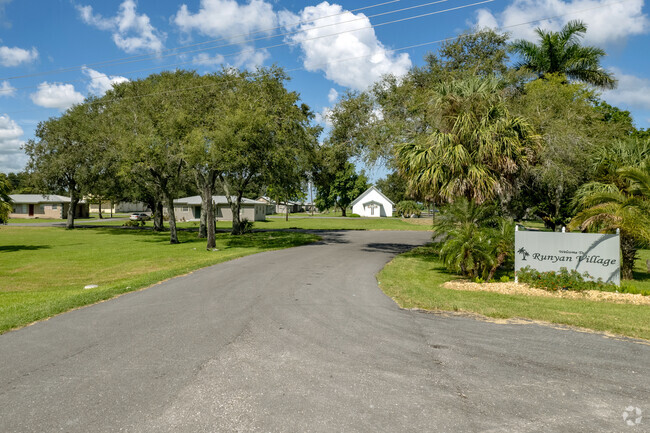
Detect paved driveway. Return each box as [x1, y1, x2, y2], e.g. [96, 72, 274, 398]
[0, 231, 647, 432]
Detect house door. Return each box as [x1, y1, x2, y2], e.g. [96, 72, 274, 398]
[28, 204, 34, 216]
[194, 206, 201, 219]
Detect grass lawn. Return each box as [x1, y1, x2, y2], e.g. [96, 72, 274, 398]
[8, 217, 98, 224]
[88, 216, 432, 231]
[378, 245, 650, 340]
[0, 226, 318, 334]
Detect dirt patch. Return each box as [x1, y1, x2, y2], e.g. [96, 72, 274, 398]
[401, 217, 432, 226]
[442, 280, 650, 305]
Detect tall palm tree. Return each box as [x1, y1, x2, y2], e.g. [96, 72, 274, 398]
[510, 20, 617, 89]
[569, 164, 650, 279]
[396, 76, 538, 204]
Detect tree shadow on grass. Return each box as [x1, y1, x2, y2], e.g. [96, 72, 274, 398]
[0, 245, 51, 252]
[225, 232, 316, 249]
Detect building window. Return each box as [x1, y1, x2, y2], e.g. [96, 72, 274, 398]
[181, 207, 189, 212]
[52, 204, 58, 210]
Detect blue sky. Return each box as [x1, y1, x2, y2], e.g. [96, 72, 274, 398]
[0, 0, 649, 178]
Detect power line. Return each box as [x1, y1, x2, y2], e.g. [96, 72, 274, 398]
[1, 0, 460, 85]
[0, 0, 491, 94]
[1, 0, 632, 116]
[1, 0, 402, 81]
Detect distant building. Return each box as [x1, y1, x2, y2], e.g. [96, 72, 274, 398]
[169, 196, 266, 222]
[351, 186, 394, 217]
[9, 194, 89, 219]
[87, 200, 149, 214]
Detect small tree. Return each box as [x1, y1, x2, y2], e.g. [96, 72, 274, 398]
[0, 174, 12, 223]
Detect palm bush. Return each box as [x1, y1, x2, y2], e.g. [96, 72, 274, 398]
[433, 198, 515, 279]
[569, 164, 650, 279]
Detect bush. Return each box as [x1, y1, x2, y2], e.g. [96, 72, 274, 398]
[396, 200, 423, 218]
[517, 266, 616, 292]
[348, 213, 361, 218]
[122, 220, 145, 227]
[240, 218, 254, 234]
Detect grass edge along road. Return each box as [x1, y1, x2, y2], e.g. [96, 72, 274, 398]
[0, 227, 319, 334]
[378, 245, 650, 341]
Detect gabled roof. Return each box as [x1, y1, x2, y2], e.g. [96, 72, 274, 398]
[174, 195, 260, 205]
[350, 186, 394, 206]
[9, 194, 84, 204]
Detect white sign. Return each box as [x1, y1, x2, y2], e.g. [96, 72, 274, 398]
[515, 230, 620, 285]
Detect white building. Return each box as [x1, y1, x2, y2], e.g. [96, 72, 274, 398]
[351, 186, 394, 218]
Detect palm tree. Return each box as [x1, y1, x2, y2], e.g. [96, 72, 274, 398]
[569, 164, 650, 279]
[396, 76, 538, 204]
[510, 20, 617, 89]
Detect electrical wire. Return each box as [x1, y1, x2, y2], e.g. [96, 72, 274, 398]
[0, 0, 492, 94]
[0, 0, 633, 116]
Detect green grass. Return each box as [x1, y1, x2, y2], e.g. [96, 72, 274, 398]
[89, 216, 432, 231]
[0, 226, 318, 333]
[378, 245, 650, 340]
[8, 217, 98, 224]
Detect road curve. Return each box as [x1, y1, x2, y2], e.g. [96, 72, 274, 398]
[0, 230, 648, 432]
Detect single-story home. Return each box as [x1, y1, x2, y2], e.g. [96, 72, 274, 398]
[9, 194, 90, 219]
[87, 200, 149, 214]
[351, 186, 394, 217]
[169, 196, 266, 222]
[256, 196, 316, 214]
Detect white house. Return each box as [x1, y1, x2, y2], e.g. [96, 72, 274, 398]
[351, 186, 394, 217]
[168, 196, 266, 222]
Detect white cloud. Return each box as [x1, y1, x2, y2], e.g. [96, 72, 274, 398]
[474, 0, 649, 45]
[602, 68, 650, 110]
[82, 67, 129, 95]
[0, 80, 15, 97]
[0, 45, 38, 67]
[77, 0, 166, 53]
[30, 82, 85, 110]
[328, 88, 338, 103]
[280, 2, 411, 91]
[314, 106, 333, 127]
[193, 52, 226, 66]
[174, 0, 277, 42]
[234, 47, 270, 69]
[0, 114, 26, 172]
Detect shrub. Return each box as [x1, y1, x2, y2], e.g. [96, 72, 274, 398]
[122, 220, 145, 227]
[348, 213, 361, 218]
[396, 200, 423, 217]
[240, 218, 254, 234]
[517, 266, 616, 292]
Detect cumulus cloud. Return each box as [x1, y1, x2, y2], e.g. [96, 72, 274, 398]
[0, 114, 26, 172]
[279, 2, 411, 91]
[602, 68, 650, 110]
[474, 0, 648, 45]
[30, 82, 85, 110]
[0, 45, 38, 67]
[77, 0, 166, 53]
[0, 80, 15, 97]
[82, 67, 129, 95]
[314, 106, 333, 127]
[328, 88, 338, 103]
[174, 0, 277, 42]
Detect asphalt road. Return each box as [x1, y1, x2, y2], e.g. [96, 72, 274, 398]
[0, 230, 648, 432]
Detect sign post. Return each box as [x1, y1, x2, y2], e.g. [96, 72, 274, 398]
[514, 229, 620, 285]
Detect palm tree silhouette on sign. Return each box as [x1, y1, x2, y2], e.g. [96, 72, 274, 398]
[517, 247, 530, 261]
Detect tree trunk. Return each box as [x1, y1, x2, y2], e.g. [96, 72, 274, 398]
[230, 196, 243, 235]
[203, 183, 216, 249]
[198, 200, 207, 239]
[110, 201, 113, 218]
[620, 234, 637, 280]
[153, 201, 164, 231]
[285, 199, 289, 221]
[340, 204, 347, 217]
[98, 200, 103, 219]
[67, 190, 78, 229]
[165, 195, 179, 244]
